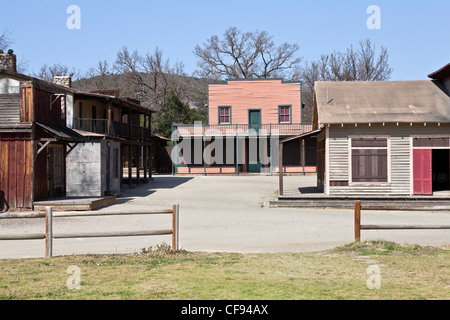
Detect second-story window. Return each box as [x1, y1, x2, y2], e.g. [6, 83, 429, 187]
[219, 106, 231, 124]
[279, 105, 291, 124]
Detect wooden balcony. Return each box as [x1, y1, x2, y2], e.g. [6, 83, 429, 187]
[172, 123, 313, 139]
[74, 118, 151, 141]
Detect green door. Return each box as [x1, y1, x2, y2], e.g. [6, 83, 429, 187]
[248, 109, 261, 132]
[248, 110, 261, 172]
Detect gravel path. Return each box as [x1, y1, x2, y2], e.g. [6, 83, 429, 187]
[1, 175, 449, 259]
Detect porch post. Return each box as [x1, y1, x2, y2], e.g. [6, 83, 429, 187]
[279, 142, 284, 196]
[107, 100, 112, 136]
[128, 144, 132, 186]
[136, 145, 140, 185]
[302, 138, 305, 176]
[143, 145, 148, 181]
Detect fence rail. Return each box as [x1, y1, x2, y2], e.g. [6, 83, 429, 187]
[354, 200, 450, 242]
[0, 205, 180, 257]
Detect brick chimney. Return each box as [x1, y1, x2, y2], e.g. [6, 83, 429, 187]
[0, 53, 17, 73]
[52, 75, 72, 88]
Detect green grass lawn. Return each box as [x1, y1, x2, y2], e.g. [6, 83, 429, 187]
[0, 241, 448, 300]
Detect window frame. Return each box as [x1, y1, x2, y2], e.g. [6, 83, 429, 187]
[218, 106, 232, 125]
[348, 135, 391, 185]
[278, 105, 292, 124]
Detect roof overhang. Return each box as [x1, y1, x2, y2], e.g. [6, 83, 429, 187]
[428, 63, 450, 80]
[35, 122, 86, 142]
[280, 128, 322, 144]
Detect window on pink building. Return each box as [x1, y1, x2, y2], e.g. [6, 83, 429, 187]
[219, 106, 231, 124]
[279, 105, 291, 123]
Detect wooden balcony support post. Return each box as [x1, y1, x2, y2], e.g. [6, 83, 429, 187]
[128, 144, 132, 186]
[107, 100, 112, 136]
[136, 144, 140, 185]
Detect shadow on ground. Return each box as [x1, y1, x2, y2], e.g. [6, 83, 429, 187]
[116, 176, 193, 204]
[298, 186, 322, 194]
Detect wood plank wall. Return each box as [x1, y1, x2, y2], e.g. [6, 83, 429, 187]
[326, 124, 450, 196]
[208, 80, 301, 125]
[0, 94, 21, 125]
[34, 88, 65, 125]
[0, 133, 33, 209]
[20, 87, 33, 122]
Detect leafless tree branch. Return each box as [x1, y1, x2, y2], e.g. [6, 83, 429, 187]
[194, 26, 302, 79]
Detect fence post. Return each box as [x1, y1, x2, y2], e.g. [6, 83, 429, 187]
[172, 204, 179, 251]
[354, 201, 361, 242]
[45, 206, 53, 257]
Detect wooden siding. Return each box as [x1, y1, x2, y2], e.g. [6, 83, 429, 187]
[208, 80, 301, 125]
[20, 86, 33, 122]
[34, 88, 65, 125]
[0, 133, 33, 209]
[327, 124, 417, 195]
[0, 94, 21, 125]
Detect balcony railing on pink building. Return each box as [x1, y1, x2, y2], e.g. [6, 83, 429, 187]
[172, 123, 313, 139]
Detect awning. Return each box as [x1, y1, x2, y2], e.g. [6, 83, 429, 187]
[280, 128, 322, 144]
[35, 122, 86, 142]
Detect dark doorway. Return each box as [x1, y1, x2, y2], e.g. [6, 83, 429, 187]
[432, 149, 450, 192]
[248, 110, 262, 172]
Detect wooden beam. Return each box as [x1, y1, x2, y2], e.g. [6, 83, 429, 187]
[107, 100, 112, 136]
[0, 233, 45, 240]
[45, 207, 53, 257]
[66, 143, 79, 156]
[172, 204, 179, 251]
[128, 144, 132, 186]
[136, 145, 140, 185]
[37, 140, 52, 156]
[361, 225, 450, 230]
[53, 229, 173, 239]
[143, 145, 148, 181]
[354, 200, 361, 242]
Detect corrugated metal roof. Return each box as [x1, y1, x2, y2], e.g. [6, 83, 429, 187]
[314, 80, 450, 125]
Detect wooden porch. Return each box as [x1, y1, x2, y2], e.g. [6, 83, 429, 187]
[270, 186, 450, 210]
[33, 196, 116, 212]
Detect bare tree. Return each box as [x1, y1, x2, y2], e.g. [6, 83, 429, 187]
[73, 60, 113, 91]
[33, 63, 79, 82]
[300, 39, 393, 122]
[194, 26, 302, 79]
[0, 30, 12, 51]
[114, 46, 198, 109]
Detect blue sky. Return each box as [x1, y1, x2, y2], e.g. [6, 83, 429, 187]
[1, 0, 449, 80]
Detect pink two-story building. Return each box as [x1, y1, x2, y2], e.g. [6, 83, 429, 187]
[172, 78, 317, 174]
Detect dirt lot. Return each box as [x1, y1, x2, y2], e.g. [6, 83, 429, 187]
[1, 174, 449, 259]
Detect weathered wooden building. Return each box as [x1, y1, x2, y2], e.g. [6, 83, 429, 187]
[172, 78, 316, 174]
[313, 65, 450, 196]
[0, 52, 155, 210]
[66, 89, 154, 197]
[0, 54, 85, 210]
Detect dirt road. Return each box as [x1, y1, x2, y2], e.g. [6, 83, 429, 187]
[1, 175, 449, 259]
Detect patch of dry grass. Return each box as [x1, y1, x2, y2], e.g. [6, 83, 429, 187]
[0, 241, 448, 300]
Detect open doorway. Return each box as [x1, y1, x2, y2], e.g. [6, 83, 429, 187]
[432, 149, 450, 192]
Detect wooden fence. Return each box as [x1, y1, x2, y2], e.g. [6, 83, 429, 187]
[354, 200, 450, 242]
[0, 205, 179, 257]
